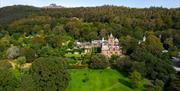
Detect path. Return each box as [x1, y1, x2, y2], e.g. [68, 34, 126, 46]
[104, 83, 120, 91]
[9, 61, 16, 69]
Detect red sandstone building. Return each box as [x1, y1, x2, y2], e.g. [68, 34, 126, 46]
[76, 33, 122, 57]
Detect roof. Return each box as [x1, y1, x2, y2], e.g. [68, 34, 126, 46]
[109, 33, 114, 38]
[115, 38, 119, 42]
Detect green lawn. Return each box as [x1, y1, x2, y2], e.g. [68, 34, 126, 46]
[66, 69, 147, 91]
[64, 53, 83, 58]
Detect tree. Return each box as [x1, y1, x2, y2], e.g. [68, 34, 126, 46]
[53, 25, 66, 34]
[168, 46, 179, 57]
[32, 36, 45, 46]
[129, 70, 142, 88]
[32, 25, 42, 34]
[31, 57, 69, 91]
[163, 38, 173, 49]
[20, 48, 36, 62]
[109, 55, 120, 65]
[0, 61, 19, 91]
[131, 47, 175, 81]
[16, 56, 26, 65]
[153, 79, 164, 91]
[168, 79, 180, 91]
[133, 27, 144, 40]
[145, 32, 164, 56]
[131, 62, 146, 77]
[16, 74, 37, 91]
[147, 79, 164, 91]
[0, 34, 11, 53]
[100, 29, 109, 38]
[85, 31, 98, 41]
[43, 24, 51, 33]
[120, 36, 138, 55]
[39, 46, 54, 57]
[64, 20, 81, 39]
[130, 47, 148, 62]
[144, 53, 175, 81]
[45, 34, 57, 48]
[171, 29, 180, 48]
[89, 54, 109, 69]
[113, 56, 133, 74]
[57, 35, 74, 48]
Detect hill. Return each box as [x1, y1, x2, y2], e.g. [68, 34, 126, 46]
[0, 5, 179, 30]
[0, 5, 40, 25]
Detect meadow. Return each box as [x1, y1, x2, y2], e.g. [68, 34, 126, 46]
[66, 69, 147, 91]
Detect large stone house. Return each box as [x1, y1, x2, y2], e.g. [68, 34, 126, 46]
[75, 33, 122, 57]
[101, 34, 122, 57]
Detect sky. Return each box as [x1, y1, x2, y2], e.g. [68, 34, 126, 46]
[0, 0, 180, 8]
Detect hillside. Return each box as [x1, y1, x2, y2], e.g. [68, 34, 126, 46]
[0, 5, 179, 30]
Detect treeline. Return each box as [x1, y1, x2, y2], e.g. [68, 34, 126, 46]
[43, 6, 180, 30]
[0, 5, 179, 47]
[1, 5, 180, 29]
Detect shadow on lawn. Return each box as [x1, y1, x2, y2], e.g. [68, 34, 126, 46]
[118, 79, 131, 88]
[119, 79, 147, 91]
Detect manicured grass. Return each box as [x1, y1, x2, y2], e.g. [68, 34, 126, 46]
[66, 69, 147, 91]
[64, 53, 83, 58]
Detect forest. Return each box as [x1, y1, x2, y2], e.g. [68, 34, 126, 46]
[0, 5, 179, 91]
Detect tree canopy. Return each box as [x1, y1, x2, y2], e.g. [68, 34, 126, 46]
[31, 57, 69, 91]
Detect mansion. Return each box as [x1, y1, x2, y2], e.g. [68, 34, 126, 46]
[75, 34, 122, 57]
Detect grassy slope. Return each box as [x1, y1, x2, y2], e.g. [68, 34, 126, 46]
[66, 69, 146, 91]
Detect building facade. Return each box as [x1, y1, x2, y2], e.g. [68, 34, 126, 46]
[75, 33, 122, 57]
[101, 34, 122, 57]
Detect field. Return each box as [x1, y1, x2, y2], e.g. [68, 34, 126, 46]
[66, 69, 147, 91]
